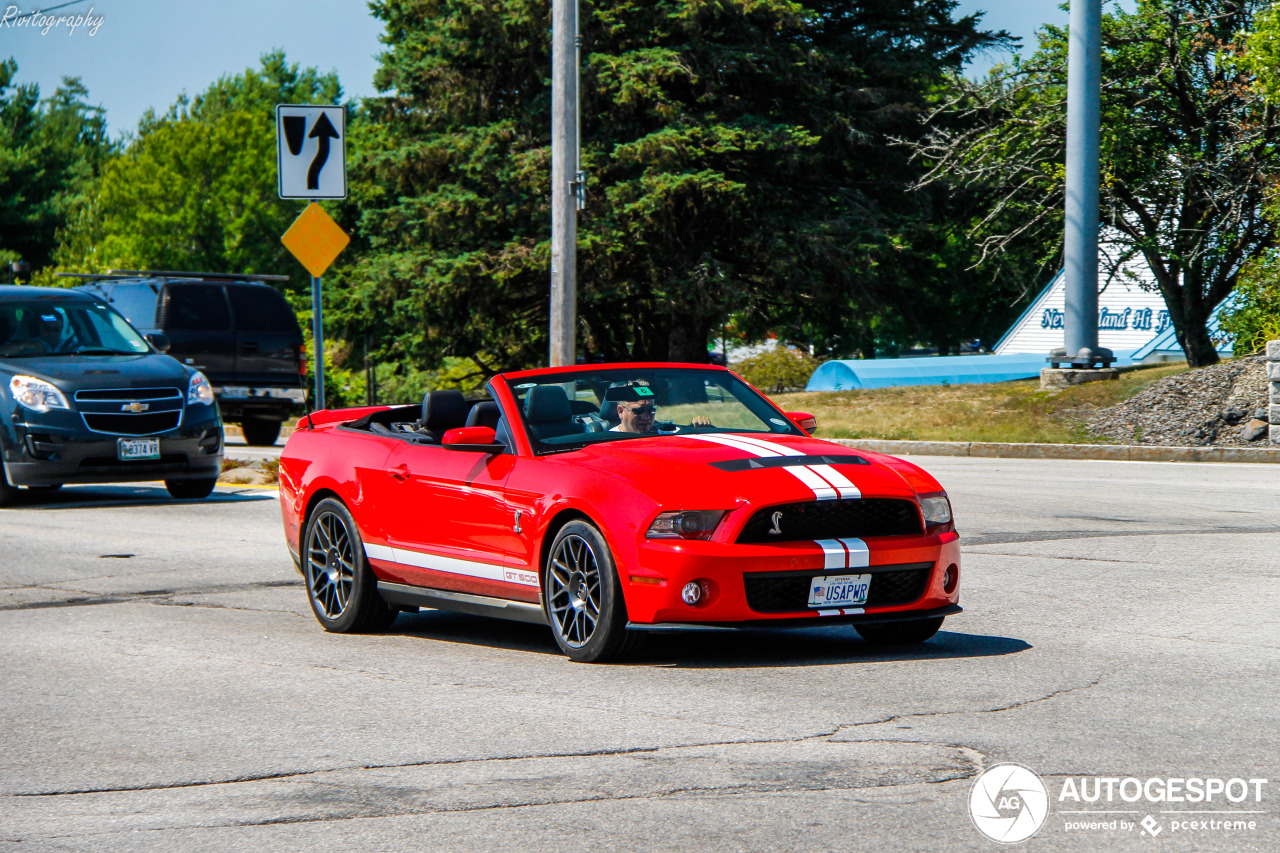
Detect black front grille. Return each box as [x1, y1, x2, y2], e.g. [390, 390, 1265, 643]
[74, 387, 183, 402]
[744, 564, 933, 613]
[737, 498, 922, 543]
[82, 411, 182, 435]
[79, 454, 189, 471]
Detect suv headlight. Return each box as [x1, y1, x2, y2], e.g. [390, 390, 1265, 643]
[919, 493, 953, 532]
[187, 371, 215, 405]
[10, 375, 70, 413]
[646, 510, 726, 541]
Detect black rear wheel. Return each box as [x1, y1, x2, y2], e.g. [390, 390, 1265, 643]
[854, 617, 944, 645]
[165, 477, 217, 499]
[304, 497, 397, 633]
[241, 417, 283, 447]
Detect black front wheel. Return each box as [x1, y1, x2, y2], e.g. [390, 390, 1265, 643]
[854, 617, 945, 645]
[544, 520, 634, 663]
[165, 477, 217, 499]
[303, 497, 397, 633]
[0, 465, 17, 507]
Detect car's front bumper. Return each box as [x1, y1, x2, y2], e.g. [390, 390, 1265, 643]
[614, 530, 962, 626]
[4, 410, 223, 487]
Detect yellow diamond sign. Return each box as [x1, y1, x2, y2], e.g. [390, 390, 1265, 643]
[282, 202, 350, 277]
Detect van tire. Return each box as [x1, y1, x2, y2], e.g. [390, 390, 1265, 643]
[241, 417, 283, 447]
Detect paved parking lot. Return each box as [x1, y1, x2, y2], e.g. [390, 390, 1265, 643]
[0, 457, 1277, 851]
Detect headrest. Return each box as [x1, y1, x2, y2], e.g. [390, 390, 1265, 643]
[524, 385, 572, 424]
[420, 389, 467, 428]
[465, 400, 500, 429]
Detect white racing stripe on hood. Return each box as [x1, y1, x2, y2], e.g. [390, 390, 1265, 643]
[687, 433, 854, 500]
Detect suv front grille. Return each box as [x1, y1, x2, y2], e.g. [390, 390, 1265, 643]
[74, 387, 183, 402]
[74, 387, 184, 436]
[82, 412, 182, 435]
[737, 498, 922, 543]
[743, 564, 933, 613]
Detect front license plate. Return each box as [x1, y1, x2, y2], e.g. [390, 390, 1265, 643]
[118, 438, 160, 461]
[221, 385, 249, 398]
[808, 574, 871, 608]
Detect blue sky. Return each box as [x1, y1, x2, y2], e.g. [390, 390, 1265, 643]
[1, 0, 1067, 138]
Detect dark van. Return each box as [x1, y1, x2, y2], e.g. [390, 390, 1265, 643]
[0, 286, 223, 504]
[72, 271, 307, 446]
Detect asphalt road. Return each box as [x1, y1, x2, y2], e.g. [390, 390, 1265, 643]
[1, 457, 1277, 852]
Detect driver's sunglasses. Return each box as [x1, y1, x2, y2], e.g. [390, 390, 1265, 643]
[625, 404, 656, 416]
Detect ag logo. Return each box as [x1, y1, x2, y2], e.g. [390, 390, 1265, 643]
[969, 763, 1049, 843]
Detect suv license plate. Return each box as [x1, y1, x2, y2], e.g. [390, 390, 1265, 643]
[808, 574, 871, 608]
[118, 438, 160, 461]
[221, 386, 249, 398]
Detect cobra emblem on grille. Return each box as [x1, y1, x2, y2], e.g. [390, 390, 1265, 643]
[121, 402, 150, 413]
[767, 511, 784, 536]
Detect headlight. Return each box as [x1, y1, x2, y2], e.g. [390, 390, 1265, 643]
[10, 375, 70, 413]
[919, 494, 953, 529]
[187, 371, 215, 405]
[646, 510, 726, 541]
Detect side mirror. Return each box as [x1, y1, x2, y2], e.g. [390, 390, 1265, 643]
[441, 426, 507, 453]
[785, 411, 818, 434]
[146, 332, 171, 353]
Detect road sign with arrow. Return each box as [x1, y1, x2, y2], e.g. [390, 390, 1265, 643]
[276, 105, 346, 200]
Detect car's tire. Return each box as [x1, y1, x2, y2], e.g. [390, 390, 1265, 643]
[303, 497, 397, 633]
[544, 520, 634, 663]
[0, 464, 17, 507]
[165, 477, 217, 499]
[854, 617, 945, 645]
[241, 417, 283, 447]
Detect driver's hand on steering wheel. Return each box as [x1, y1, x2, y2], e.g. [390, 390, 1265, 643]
[691, 416, 712, 427]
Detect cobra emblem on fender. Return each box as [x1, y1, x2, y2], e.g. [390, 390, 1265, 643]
[767, 511, 783, 536]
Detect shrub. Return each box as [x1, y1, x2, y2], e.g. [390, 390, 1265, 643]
[732, 346, 820, 394]
[1222, 257, 1280, 355]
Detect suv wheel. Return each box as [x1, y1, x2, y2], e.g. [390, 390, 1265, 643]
[0, 465, 17, 508]
[241, 417, 282, 447]
[165, 477, 217, 499]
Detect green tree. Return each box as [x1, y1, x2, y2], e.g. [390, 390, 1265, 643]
[342, 0, 1006, 374]
[0, 59, 112, 271]
[913, 0, 1280, 367]
[56, 50, 344, 295]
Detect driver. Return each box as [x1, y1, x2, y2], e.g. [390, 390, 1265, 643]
[609, 384, 711, 433]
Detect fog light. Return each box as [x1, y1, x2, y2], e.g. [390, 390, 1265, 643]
[942, 564, 959, 595]
[681, 581, 703, 606]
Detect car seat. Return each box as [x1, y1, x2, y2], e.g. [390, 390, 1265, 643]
[523, 385, 580, 442]
[416, 389, 468, 441]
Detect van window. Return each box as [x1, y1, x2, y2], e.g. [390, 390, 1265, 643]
[226, 285, 300, 333]
[165, 285, 231, 331]
[106, 283, 160, 329]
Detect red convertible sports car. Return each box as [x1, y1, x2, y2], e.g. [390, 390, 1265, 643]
[278, 363, 961, 662]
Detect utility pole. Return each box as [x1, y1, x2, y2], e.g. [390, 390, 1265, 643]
[1046, 0, 1115, 387]
[550, 0, 584, 367]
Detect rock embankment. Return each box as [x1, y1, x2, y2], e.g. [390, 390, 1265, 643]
[1087, 355, 1270, 447]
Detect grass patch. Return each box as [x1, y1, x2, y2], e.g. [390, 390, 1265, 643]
[772, 362, 1191, 444]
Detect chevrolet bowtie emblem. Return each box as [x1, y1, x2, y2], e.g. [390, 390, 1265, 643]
[767, 511, 783, 536]
[121, 402, 149, 413]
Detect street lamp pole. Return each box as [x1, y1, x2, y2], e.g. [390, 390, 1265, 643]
[550, 0, 584, 367]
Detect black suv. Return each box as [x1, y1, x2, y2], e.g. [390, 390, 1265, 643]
[72, 271, 307, 446]
[0, 286, 223, 503]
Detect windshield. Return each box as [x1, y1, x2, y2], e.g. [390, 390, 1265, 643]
[509, 367, 804, 453]
[0, 300, 151, 358]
